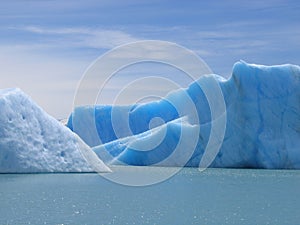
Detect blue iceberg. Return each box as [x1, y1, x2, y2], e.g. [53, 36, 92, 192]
[68, 61, 300, 169]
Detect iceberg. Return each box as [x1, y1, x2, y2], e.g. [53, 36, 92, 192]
[0, 88, 110, 173]
[68, 61, 300, 169]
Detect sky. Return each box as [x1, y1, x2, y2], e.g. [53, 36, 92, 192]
[0, 0, 299, 119]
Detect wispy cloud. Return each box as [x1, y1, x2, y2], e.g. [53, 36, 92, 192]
[10, 26, 140, 49]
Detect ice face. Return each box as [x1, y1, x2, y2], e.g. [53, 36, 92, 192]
[0, 88, 110, 173]
[68, 61, 300, 169]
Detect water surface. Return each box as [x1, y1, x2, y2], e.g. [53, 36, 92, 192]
[0, 167, 299, 225]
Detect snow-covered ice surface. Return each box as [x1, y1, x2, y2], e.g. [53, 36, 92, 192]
[68, 61, 300, 169]
[0, 88, 110, 173]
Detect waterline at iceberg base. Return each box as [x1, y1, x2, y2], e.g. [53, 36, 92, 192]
[68, 61, 300, 169]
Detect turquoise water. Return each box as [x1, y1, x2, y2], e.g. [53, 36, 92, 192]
[0, 167, 299, 225]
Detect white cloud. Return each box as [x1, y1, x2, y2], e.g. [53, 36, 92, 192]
[15, 26, 140, 49]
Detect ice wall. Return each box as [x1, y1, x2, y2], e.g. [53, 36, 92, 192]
[68, 61, 300, 169]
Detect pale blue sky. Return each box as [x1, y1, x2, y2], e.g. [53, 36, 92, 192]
[0, 0, 299, 118]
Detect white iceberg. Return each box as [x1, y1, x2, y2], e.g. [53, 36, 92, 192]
[68, 61, 300, 169]
[0, 88, 110, 173]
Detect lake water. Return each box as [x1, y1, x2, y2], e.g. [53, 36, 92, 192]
[0, 167, 299, 225]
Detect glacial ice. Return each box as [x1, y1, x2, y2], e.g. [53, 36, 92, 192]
[68, 61, 300, 169]
[0, 88, 110, 173]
